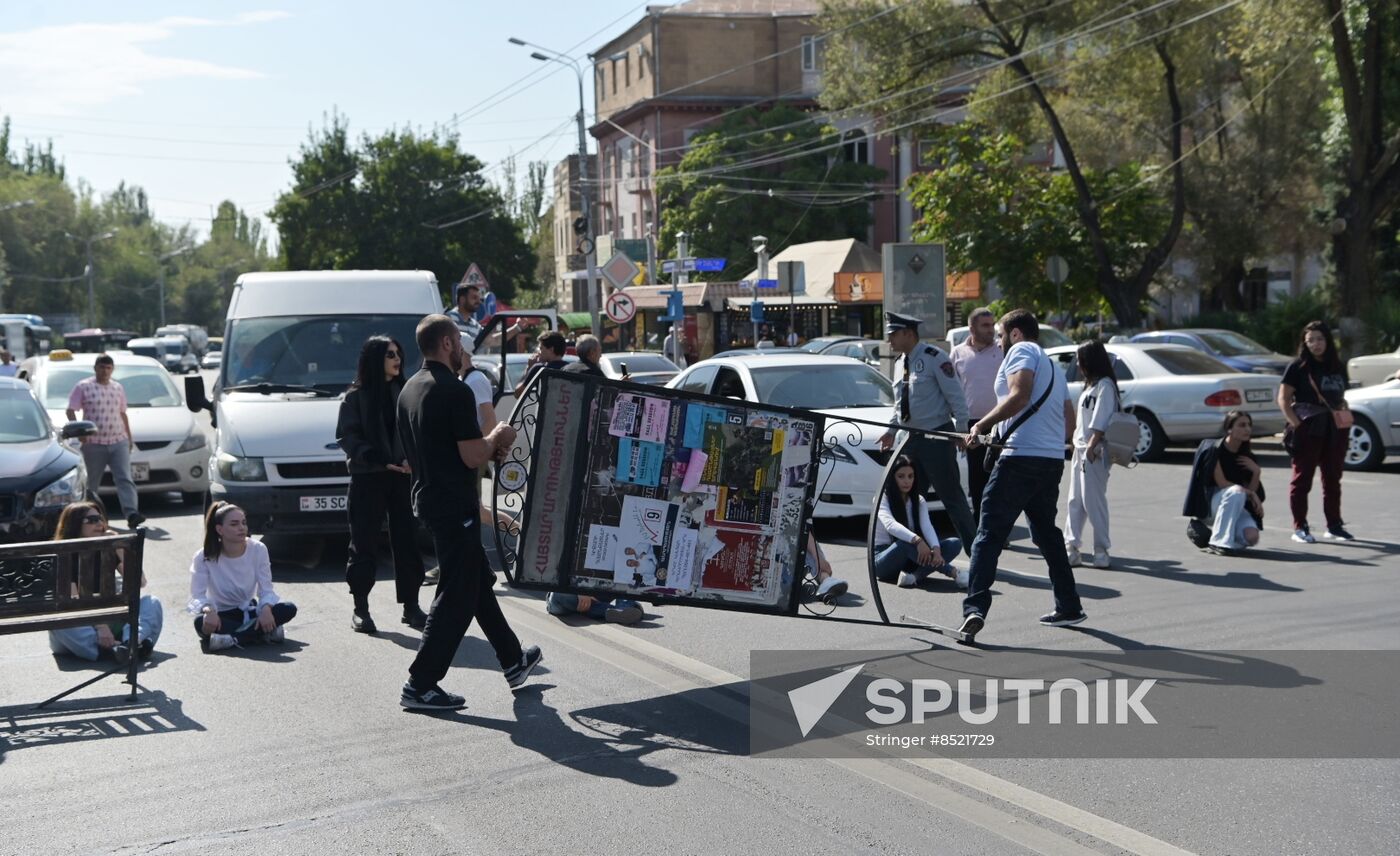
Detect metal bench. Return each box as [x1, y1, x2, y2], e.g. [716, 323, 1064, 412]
[0, 531, 147, 708]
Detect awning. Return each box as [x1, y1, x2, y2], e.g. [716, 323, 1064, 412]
[558, 312, 592, 330]
[725, 295, 838, 310]
[624, 284, 710, 310]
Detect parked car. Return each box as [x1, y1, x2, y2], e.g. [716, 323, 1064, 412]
[1129, 329, 1292, 375]
[798, 336, 883, 366]
[155, 324, 210, 357]
[0, 375, 94, 543]
[597, 351, 680, 386]
[22, 350, 211, 505]
[472, 351, 579, 420]
[1342, 378, 1399, 470]
[1347, 345, 1400, 388]
[1044, 343, 1285, 461]
[666, 353, 966, 518]
[949, 324, 1073, 350]
[200, 350, 222, 370]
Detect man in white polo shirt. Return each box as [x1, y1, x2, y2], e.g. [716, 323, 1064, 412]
[959, 309, 1083, 640]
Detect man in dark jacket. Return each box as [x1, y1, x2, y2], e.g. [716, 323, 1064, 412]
[563, 334, 605, 377]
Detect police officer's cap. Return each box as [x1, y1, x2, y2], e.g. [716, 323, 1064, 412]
[884, 312, 922, 335]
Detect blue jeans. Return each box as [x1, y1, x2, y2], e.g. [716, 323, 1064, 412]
[873, 537, 962, 583]
[963, 455, 1082, 619]
[547, 592, 640, 620]
[1208, 486, 1260, 549]
[49, 594, 164, 661]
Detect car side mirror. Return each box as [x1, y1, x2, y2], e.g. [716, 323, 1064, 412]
[61, 420, 98, 440]
[185, 375, 211, 414]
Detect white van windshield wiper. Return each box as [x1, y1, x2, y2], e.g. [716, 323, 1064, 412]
[225, 383, 336, 397]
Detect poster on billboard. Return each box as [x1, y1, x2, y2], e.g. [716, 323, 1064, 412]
[505, 372, 820, 615]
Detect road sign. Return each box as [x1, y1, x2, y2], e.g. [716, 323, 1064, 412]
[604, 290, 637, 324]
[460, 262, 488, 290]
[750, 301, 765, 323]
[659, 290, 684, 322]
[662, 259, 696, 275]
[694, 257, 726, 273]
[614, 238, 649, 263]
[778, 261, 805, 295]
[1045, 255, 1070, 284]
[756, 278, 779, 289]
[600, 252, 641, 289]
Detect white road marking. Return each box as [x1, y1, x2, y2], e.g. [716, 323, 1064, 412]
[498, 592, 1197, 856]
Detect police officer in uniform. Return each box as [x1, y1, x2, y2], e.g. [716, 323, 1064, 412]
[878, 312, 978, 549]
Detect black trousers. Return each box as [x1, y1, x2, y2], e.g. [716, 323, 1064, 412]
[965, 418, 991, 521]
[346, 471, 425, 605]
[408, 515, 522, 690]
[194, 602, 297, 644]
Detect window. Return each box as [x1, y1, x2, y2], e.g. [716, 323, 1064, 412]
[801, 35, 820, 72]
[680, 365, 717, 394]
[1113, 358, 1135, 381]
[611, 60, 617, 95]
[1145, 348, 1235, 375]
[842, 129, 869, 164]
[624, 54, 630, 86]
[713, 368, 747, 400]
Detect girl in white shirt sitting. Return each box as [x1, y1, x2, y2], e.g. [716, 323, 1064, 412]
[188, 502, 296, 653]
[873, 455, 966, 589]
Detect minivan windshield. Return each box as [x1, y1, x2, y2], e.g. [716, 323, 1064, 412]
[223, 315, 425, 392]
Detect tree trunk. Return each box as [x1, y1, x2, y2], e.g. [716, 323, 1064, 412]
[1217, 258, 1247, 311]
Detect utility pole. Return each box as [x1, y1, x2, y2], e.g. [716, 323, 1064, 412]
[674, 230, 689, 367]
[65, 229, 117, 328]
[150, 247, 192, 328]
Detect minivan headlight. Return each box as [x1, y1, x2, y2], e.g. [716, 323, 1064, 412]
[35, 467, 83, 509]
[216, 451, 266, 481]
[177, 431, 208, 453]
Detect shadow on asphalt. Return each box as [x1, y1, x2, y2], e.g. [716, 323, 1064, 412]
[0, 689, 205, 767]
[1103, 555, 1305, 592]
[430, 682, 746, 786]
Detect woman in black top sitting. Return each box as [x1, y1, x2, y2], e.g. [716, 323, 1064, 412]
[1276, 320, 1353, 543]
[336, 335, 426, 634]
[1206, 411, 1265, 555]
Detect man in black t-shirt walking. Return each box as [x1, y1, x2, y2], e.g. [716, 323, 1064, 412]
[397, 314, 542, 711]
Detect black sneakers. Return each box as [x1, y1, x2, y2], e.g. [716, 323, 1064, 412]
[126, 512, 146, 528]
[400, 683, 466, 711]
[1323, 525, 1355, 541]
[505, 645, 544, 690]
[1039, 610, 1088, 627]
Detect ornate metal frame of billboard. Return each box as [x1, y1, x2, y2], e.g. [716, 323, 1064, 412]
[491, 370, 969, 639]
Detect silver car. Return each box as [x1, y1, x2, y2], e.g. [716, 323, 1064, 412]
[1044, 343, 1285, 461]
[1343, 378, 1399, 470]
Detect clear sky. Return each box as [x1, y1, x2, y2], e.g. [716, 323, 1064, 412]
[0, 1, 653, 248]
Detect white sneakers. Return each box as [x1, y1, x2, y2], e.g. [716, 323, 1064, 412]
[1067, 547, 1083, 567]
[203, 633, 236, 653]
[1092, 551, 1111, 569]
[1068, 546, 1110, 568]
[954, 566, 970, 589]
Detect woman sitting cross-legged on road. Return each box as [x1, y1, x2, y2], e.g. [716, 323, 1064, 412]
[188, 502, 297, 653]
[873, 455, 965, 589]
[1206, 411, 1266, 555]
[47, 500, 163, 666]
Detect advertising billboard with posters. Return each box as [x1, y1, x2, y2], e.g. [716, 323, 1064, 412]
[507, 371, 821, 615]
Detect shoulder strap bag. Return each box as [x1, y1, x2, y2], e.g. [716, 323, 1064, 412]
[1305, 369, 1353, 430]
[983, 352, 1055, 473]
[1103, 381, 1141, 467]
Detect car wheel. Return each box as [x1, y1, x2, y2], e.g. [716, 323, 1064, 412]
[1129, 409, 1166, 462]
[1344, 416, 1384, 471]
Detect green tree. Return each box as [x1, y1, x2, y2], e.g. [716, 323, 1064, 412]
[819, 0, 1231, 326]
[270, 114, 535, 303]
[906, 126, 1171, 318]
[654, 105, 885, 276]
[1318, 0, 1400, 348]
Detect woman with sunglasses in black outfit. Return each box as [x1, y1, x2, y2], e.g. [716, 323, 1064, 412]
[336, 335, 427, 634]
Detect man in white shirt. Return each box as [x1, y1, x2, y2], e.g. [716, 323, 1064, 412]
[0, 349, 17, 377]
[960, 310, 1084, 640]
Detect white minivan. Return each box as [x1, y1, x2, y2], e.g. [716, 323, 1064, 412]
[185, 270, 443, 534]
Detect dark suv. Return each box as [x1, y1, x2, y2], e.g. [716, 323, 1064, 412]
[0, 376, 96, 543]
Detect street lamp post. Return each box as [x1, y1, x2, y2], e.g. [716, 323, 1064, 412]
[509, 36, 601, 337]
[65, 229, 118, 327]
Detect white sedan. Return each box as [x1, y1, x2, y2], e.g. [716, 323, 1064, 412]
[1347, 346, 1400, 388]
[1344, 378, 1399, 470]
[667, 354, 965, 519]
[21, 350, 211, 505]
[1044, 343, 1285, 461]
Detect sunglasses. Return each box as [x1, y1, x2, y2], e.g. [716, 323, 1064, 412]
[386, 350, 401, 359]
[82, 515, 104, 525]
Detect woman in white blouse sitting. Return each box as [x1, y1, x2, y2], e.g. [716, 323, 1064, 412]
[873, 455, 966, 589]
[188, 502, 296, 653]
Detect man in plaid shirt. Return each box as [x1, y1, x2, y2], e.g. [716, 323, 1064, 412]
[66, 353, 144, 528]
